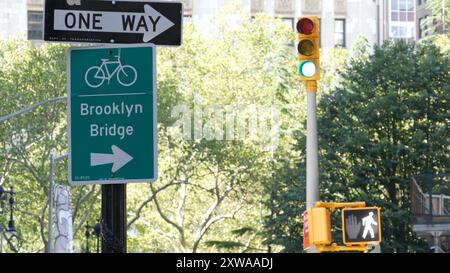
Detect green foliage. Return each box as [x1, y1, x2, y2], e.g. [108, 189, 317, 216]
[2, 2, 447, 254]
[316, 40, 448, 252]
[423, 0, 450, 35]
[1, 5, 304, 252]
[127, 8, 303, 253]
[0, 39, 101, 252]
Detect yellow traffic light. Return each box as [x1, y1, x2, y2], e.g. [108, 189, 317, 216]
[307, 207, 331, 245]
[296, 16, 320, 82]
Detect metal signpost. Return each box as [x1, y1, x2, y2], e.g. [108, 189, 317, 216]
[44, 0, 182, 46]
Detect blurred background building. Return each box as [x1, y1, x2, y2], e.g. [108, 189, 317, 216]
[0, 0, 446, 49]
[411, 174, 450, 253]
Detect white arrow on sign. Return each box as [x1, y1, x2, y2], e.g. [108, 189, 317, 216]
[90, 145, 133, 173]
[54, 4, 175, 42]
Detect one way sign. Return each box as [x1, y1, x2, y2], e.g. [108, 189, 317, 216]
[44, 0, 182, 46]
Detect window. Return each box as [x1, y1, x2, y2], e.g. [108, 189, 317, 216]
[318, 18, 321, 47]
[391, 25, 407, 37]
[419, 15, 430, 38]
[281, 17, 294, 31]
[334, 19, 345, 47]
[279, 17, 294, 46]
[399, 0, 407, 11]
[419, 17, 424, 38]
[391, 0, 414, 22]
[27, 10, 43, 40]
[417, 0, 426, 6]
[183, 15, 192, 25]
[407, 0, 414, 11]
[392, 0, 399, 10]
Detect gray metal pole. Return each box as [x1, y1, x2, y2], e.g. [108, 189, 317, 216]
[306, 91, 319, 209]
[434, 231, 441, 253]
[305, 87, 319, 254]
[0, 96, 66, 125]
[48, 153, 54, 253]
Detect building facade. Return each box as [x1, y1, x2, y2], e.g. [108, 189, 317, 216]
[0, 0, 27, 41]
[184, 0, 382, 50]
[0, 0, 428, 49]
[416, 0, 432, 39]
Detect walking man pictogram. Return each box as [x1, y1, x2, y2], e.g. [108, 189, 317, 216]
[362, 212, 378, 239]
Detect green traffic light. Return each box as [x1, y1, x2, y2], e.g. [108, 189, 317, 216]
[298, 61, 317, 78]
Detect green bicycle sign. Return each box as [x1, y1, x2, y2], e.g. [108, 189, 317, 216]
[68, 44, 157, 185]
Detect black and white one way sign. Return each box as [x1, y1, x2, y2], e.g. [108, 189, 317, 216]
[44, 0, 182, 46]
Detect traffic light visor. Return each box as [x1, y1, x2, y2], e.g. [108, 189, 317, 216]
[297, 18, 314, 35]
[298, 40, 315, 56]
[298, 61, 317, 78]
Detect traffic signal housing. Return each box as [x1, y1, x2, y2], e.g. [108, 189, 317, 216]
[306, 207, 331, 245]
[296, 17, 320, 82]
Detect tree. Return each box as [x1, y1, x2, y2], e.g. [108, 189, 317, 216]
[263, 40, 350, 253]
[424, 0, 450, 35]
[125, 7, 305, 252]
[313, 40, 448, 252]
[0, 39, 101, 252]
[267, 37, 449, 253]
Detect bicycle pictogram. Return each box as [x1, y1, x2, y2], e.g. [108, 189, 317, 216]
[84, 49, 138, 88]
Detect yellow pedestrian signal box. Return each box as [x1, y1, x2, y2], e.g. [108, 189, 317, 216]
[302, 202, 382, 252]
[296, 16, 320, 82]
[307, 207, 331, 245]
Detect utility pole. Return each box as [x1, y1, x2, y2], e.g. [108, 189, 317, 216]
[296, 16, 321, 253]
[101, 184, 126, 253]
[306, 81, 319, 209]
[296, 17, 321, 209]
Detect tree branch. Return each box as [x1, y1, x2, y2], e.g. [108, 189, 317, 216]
[151, 183, 187, 249]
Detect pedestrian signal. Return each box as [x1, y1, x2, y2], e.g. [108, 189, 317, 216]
[342, 207, 381, 244]
[307, 207, 332, 246]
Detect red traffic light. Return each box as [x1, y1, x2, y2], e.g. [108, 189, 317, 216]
[297, 18, 314, 35]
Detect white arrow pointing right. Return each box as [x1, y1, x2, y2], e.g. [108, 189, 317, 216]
[90, 145, 133, 173]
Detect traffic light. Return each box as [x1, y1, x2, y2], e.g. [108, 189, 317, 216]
[306, 207, 331, 245]
[296, 17, 320, 81]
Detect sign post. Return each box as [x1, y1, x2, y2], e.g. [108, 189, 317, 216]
[45, 0, 182, 46]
